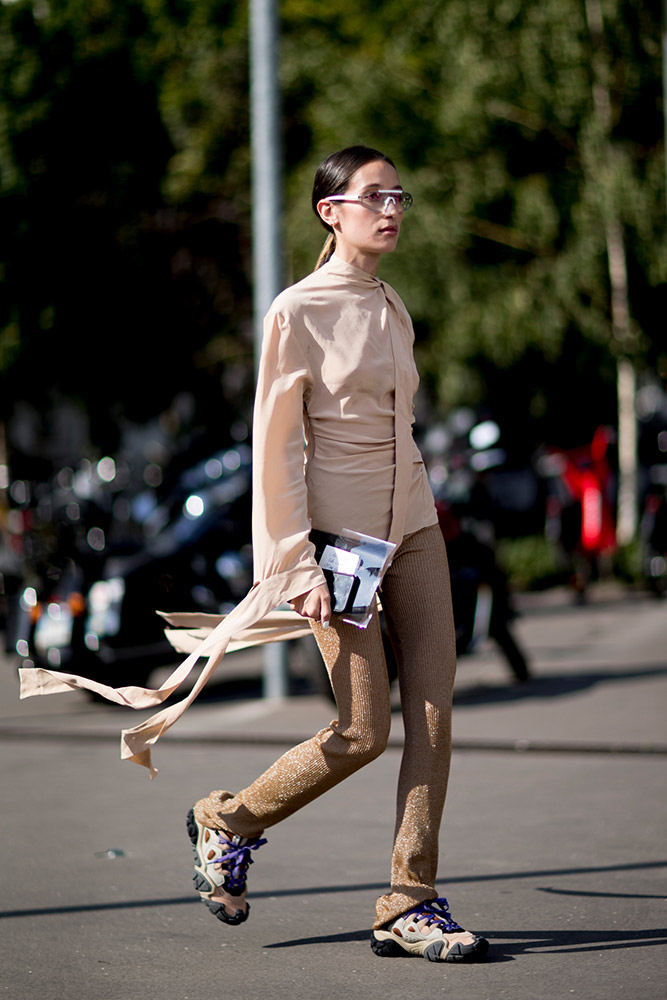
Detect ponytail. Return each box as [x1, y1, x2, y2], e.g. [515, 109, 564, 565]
[315, 233, 336, 270]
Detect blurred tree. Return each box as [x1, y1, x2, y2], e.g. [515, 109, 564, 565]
[0, 0, 253, 468]
[0, 0, 664, 491]
[281, 0, 666, 461]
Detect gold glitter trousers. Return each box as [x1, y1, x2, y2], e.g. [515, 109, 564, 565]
[193, 523, 457, 928]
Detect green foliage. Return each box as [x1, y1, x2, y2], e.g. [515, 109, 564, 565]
[0, 0, 664, 460]
[0, 0, 253, 450]
[496, 534, 560, 590]
[281, 0, 665, 444]
[612, 537, 642, 583]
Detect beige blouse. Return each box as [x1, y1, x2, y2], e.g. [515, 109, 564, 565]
[18, 255, 437, 776]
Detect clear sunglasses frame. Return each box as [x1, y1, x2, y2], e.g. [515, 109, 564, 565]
[325, 189, 413, 213]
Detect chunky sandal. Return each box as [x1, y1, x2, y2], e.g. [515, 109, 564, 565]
[186, 807, 266, 926]
[371, 897, 489, 963]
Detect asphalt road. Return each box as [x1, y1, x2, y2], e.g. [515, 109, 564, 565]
[1, 583, 666, 1000]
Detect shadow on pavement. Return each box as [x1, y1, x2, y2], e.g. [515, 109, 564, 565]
[537, 887, 666, 900]
[263, 926, 667, 958]
[2, 859, 665, 922]
[452, 663, 667, 708]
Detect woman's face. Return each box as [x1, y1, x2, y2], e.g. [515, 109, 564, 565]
[317, 159, 405, 272]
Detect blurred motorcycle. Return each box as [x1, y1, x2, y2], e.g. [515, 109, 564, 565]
[13, 445, 254, 689]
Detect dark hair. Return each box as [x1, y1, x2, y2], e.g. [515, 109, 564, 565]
[311, 145, 396, 269]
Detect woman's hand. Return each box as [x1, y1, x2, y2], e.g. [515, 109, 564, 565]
[288, 584, 332, 628]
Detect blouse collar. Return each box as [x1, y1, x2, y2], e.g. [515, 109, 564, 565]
[324, 253, 382, 286]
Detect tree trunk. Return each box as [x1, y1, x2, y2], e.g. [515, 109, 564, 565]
[585, 0, 638, 544]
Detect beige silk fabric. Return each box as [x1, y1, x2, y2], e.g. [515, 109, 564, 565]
[18, 256, 437, 776]
[253, 254, 437, 555]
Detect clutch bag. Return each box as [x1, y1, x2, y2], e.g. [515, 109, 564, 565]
[309, 527, 397, 629]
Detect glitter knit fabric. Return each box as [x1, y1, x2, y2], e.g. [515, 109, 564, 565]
[193, 523, 457, 929]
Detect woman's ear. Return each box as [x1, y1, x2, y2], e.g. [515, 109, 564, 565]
[317, 199, 339, 229]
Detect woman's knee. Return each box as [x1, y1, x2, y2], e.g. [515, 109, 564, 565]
[324, 717, 390, 770]
[352, 723, 390, 764]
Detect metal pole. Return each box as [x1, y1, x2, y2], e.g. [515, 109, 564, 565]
[251, 0, 282, 364]
[663, 0, 667, 206]
[250, 0, 289, 698]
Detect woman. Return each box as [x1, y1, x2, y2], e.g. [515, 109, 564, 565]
[187, 146, 489, 964]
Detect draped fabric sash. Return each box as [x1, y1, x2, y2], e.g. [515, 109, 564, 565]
[18, 569, 317, 778]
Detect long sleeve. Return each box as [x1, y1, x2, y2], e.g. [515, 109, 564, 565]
[251, 304, 326, 595]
